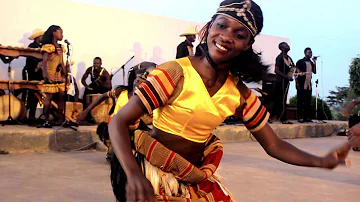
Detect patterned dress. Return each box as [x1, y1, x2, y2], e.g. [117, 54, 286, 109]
[40, 44, 66, 93]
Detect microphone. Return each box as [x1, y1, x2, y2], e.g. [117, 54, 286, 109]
[121, 56, 135, 69]
[64, 39, 71, 45]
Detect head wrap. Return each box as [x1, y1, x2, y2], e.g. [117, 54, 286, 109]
[216, 0, 263, 37]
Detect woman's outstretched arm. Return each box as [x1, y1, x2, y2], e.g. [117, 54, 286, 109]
[253, 124, 351, 169]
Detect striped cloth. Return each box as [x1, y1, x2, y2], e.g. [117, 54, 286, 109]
[135, 61, 183, 114]
[242, 90, 270, 132]
[134, 131, 235, 202]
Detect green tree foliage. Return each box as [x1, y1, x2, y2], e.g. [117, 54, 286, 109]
[325, 56, 360, 120]
[327, 86, 349, 108]
[349, 57, 360, 96]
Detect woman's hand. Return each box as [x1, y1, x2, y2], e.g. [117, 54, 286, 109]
[126, 172, 155, 202]
[340, 108, 350, 117]
[320, 142, 351, 169]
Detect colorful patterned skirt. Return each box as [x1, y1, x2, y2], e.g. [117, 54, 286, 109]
[113, 130, 235, 202]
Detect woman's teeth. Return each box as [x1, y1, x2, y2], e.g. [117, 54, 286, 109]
[215, 43, 227, 51]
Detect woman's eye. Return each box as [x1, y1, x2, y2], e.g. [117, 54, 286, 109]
[236, 33, 245, 39]
[217, 23, 226, 29]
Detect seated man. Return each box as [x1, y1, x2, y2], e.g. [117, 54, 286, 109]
[76, 61, 157, 160]
[81, 57, 111, 105]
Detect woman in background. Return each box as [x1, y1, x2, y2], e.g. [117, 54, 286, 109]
[40, 25, 67, 128]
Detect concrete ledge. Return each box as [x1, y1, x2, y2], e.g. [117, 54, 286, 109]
[47, 126, 100, 151]
[0, 121, 347, 154]
[0, 126, 53, 153]
[0, 125, 101, 154]
[215, 121, 347, 143]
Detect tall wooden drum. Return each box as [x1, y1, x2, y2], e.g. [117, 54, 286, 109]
[86, 94, 113, 124]
[0, 94, 26, 121]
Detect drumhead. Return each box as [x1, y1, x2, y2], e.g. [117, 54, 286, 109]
[0, 94, 26, 121]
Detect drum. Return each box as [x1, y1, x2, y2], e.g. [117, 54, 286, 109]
[0, 94, 26, 121]
[65, 102, 83, 121]
[86, 94, 113, 124]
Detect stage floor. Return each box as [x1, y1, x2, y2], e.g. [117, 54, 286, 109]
[0, 136, 358, 202]
[0, 121, 347, 154]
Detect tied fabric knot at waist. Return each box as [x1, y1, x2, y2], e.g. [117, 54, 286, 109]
[133, 130, 235, 202]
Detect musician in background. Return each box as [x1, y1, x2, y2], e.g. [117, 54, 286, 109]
[176, 26, 197, 59]
[22, 29, 44, 121]
[39, 25, 67, 128]
[273, 42, 295, 124]
[76, 62, 156, 161]
[81, 57, 111, 106]
[296, 47, 317, 123]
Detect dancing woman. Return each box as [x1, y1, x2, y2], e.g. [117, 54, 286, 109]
[109, 1, 352, 201]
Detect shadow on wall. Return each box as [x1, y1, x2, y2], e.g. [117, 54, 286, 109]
[130, 42, 144, 65]
[18, 32, 32, 48]
[149, 45, 166, 65]
[112, 42, 145, 88]
[76, 62, 87, 99]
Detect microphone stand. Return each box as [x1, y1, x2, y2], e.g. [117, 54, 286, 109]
[314, 58, 325, 123]
[110, 56, 134, 81]
[60, 43, 77, 131]
[1, 57, 21, 126]
[122, 65, 125, 86]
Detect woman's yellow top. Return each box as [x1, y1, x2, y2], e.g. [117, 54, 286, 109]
[135, 57, 269, 143]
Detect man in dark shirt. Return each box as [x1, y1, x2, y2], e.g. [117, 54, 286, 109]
[23, 29, 44, 121]
[273, 42, 295, 124]
[176, 27, 197, 59]
[296, 47, 317, 122]
[81, 57, 112, 106]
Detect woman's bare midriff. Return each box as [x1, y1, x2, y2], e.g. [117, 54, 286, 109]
[151, 128, 206, 166]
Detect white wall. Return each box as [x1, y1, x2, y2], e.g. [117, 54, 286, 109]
[0, 0, 289, 98]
